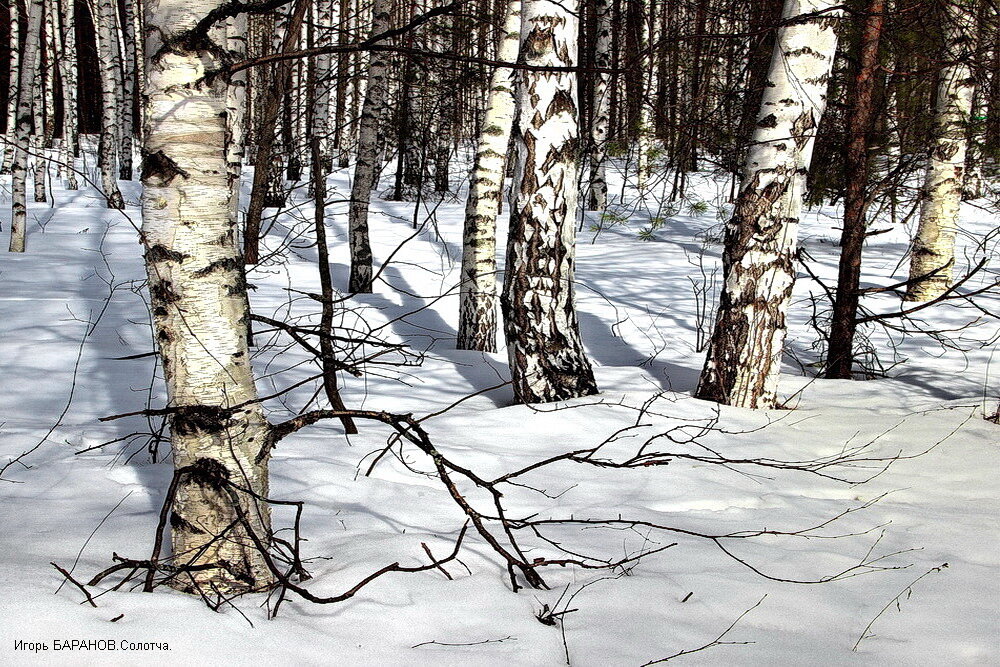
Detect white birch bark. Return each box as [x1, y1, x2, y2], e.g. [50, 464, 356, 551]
[963, 89, 984, 200]
[346, 0, 390, 293]
[2, 0, 18, 174]
[312, 0, 335, 171]
[332, 0, 351, 164]
[500, 0, 599, 403]
[456, 0, 520, 352]
[695, 0, 841, 409]
[143, 0, 273, 593]
[32, 0, 49, 203]
[585, 0, 611, 211]
[57, 0, 79, 189]
[635, 0, 652, 192]
[94, 0, 124, 208]
[905, 0, 977, 302]
[119, 0, 137, 180]
[9, 0, 44, 252]
[226, 13, 248, 223]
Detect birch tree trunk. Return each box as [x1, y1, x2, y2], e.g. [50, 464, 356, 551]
[2, 0, 18, 175]
[95, 0, 124, 208]
[57, 0, 80, 190]
[456, 0, 520, 352]
[226, 13, 248, 224]
[346, 0, 390, 293]
[585, 0, 611, 211]
[634, 0, 652, 192]
[243, 1, 306, 264]
[695, 0, 841, 409]
[904, 0, 977, 302]
[143, 0, 274, 593]
[119, 0, 137, 180]
[332, 0, 351, 163]
[501, 0, 599, 403]
[32, 0, 48, 203]
[312, 0, 335, 172]
[9, 0, 44, 253]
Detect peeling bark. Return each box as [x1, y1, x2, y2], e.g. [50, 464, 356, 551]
[9, 0, 44, 252]
[696, 0, 841, 409]
[143, 0, 274, 593]
[501, 0, 599, 404]
[346, 0, 390, 294]
[585, 0, 611, 211]
[457, 0, 521, 352]
[905, 0, 978, 302]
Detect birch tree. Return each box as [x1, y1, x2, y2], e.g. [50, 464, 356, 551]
[226, 13, 248, 223]
[904, 0, 978, 302]
[2, 0, 18, 175]
[94, 0, 125, 208]
[346, 0, 390, 293]
[142, 0, 273, 592]
[57, 0, 80, 190]
[585, 0, 611, 211]
[456, 0, 520, 352]
[9, 0, 44, 253]
[695, 0, 841, 409]
[32, 0, 49, 203]
[312, 0, 335, 171]
[119, 0, 138, 180]
[501, 0, 599, 403]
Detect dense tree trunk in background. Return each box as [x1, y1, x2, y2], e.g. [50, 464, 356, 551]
[95, 0, 124, 208]
[734, 0, 783, 177]
[825, 0, 886, 379]
[2, 0, 18, 175]
[347, 0, 390, 293]
[696, 0, 841, 409]
[32, 0, 48, 203]
[987, 6, 1000, 153]
[312, 0, 335, 172]
[9, 0, 44, 252]
[964, 88, 984, 199]
[244, 0, 306, 264]
[310, 135, 358, 434]
[226, 13, 248, 224]
[634, 0, 651, 190]
[457, 0, 520, 352]
[143, 0, 274, 593]
[57, 0, 80, 190]
[905, 0, 977, 302]
[433, 15, 457, 194]
[585, 0, 611, 211]
[501, 0, 599, 404]
[332, 0, 351, 164]
[119, 0, 137, 180]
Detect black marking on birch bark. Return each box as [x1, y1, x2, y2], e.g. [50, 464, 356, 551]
[145, 244, 189, 263]
[757, 114, 778, 128]
[150, 281, 181, 304]
[193, 257, 241, 277]
[142, 151, 191, 186]
[170, 511, 206, 534]
[546, 90, 576, 117]
[792, 111, 817, 150]
[172, 406, 231, 437]
[540, 140, 578, 173]
[179, 457, 232, 490]
[784, 46, 821, 58]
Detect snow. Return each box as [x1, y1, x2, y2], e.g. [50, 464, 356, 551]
[0, 163, 998, 665]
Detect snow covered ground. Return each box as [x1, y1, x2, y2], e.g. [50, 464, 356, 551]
[0, 163, 997, 665]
